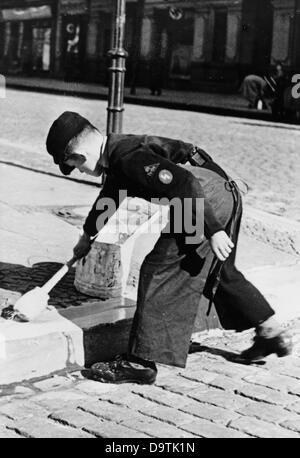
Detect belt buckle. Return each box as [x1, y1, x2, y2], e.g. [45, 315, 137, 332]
[190, 147, 206, 167]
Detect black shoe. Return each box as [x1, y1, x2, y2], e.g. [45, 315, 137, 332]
[90, 355, 157, 384]
[240, 331, 293, 362]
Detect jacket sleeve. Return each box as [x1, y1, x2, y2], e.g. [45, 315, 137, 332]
[83, 175, 124, 237]
[115, 145, 225, 240]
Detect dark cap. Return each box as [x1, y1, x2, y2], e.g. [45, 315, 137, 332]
[46, 111, 91, 175]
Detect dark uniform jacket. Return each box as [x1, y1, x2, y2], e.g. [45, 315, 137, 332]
[83, 134, 225, 240]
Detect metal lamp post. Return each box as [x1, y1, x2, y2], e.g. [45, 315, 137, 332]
[106, 0, 128, 134]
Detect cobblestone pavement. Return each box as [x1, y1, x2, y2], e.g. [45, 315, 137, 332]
[1, 325, 300, 438]
[0, 89, 300, 222]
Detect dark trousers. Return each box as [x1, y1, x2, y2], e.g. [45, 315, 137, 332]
[128, 234, 216, 367]
[212, 208, 274, 332]
[128, 167, 274, 367]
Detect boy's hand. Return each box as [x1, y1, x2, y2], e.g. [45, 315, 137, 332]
[209, 231, 234, 261]
[73, 232, 92, 259]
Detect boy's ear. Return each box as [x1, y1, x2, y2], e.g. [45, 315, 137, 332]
[67, 153, 86, 164]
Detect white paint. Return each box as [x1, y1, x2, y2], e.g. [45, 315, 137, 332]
[13, 287, 49, 322]
[0, 307, 84, 384]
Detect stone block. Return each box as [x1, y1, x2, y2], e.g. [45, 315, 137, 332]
[235, 384, 296, 406]
[49, 408, 149, 438]
[181, 419, 250, 438]
[280, 419, 300, 434]
[0, 310, 84, 385]
[123, 417, 195, 438]
[236, 402, 296, 425]
[229, 415, 299, 438]
[0, 298, 134, 384]
[12, 417, 94, 438]
[74, 197, 166, 301]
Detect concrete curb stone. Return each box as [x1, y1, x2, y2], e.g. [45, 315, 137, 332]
[243, 206, 300, 257]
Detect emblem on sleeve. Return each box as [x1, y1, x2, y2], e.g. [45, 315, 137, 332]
[144, 163, 160, 177]
[159, 169, 173, 184]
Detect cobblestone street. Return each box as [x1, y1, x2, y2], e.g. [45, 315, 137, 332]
[0, 89, 300, 222]
[1, 327, 300, 438]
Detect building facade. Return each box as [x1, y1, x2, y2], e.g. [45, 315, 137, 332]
[0, 0, 299, 91]
[140, 0, 300, 91]
[0, 0, 58, 75]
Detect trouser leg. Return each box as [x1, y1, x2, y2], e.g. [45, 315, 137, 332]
[213, 211, 275, 331]
[128, 234, 214, 368]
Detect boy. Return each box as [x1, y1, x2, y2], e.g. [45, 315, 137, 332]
[46, 111, 292, 384]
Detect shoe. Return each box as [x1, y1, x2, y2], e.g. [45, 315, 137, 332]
[240, 331, 293, 362]
[90, 355, 157, 384]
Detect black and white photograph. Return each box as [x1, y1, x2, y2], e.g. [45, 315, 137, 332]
[0, 0, 300, 443]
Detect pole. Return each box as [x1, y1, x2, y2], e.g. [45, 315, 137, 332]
[106, 0, 128, 134]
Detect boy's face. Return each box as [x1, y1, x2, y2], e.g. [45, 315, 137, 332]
[64, 129, 104, 177]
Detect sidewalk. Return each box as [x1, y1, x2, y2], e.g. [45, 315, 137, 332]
[6, 75, 273, 121]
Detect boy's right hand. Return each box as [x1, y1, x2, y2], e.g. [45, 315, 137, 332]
[209, 230, 234, 262]
[73, 232, 92, 259]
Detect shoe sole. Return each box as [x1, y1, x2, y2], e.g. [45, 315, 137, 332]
[91, 375, 156, 385]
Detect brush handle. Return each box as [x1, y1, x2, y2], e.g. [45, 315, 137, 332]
[41, 235, 97, 294]
[42, 256, 78, 294]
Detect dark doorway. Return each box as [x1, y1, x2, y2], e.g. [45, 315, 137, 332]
[212, 8, 228, 63]
[241, 0, 274, 72]
[62, 15, 87, 81]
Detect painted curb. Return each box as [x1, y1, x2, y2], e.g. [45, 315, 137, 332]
[242, 206, 300, 257]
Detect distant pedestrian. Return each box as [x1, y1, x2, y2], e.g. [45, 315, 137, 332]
[266, 63, 289, 119]
[149, 57, 164, 96]
[240, 63, 289, 114]
[240, 74, 267, 109]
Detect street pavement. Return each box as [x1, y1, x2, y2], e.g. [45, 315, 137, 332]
[0, 88, 300, 222]
[0, 89, 300, 438]
[1, 328, 300, 438]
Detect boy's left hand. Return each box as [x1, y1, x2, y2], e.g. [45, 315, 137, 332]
[209, 231, 234, 261]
